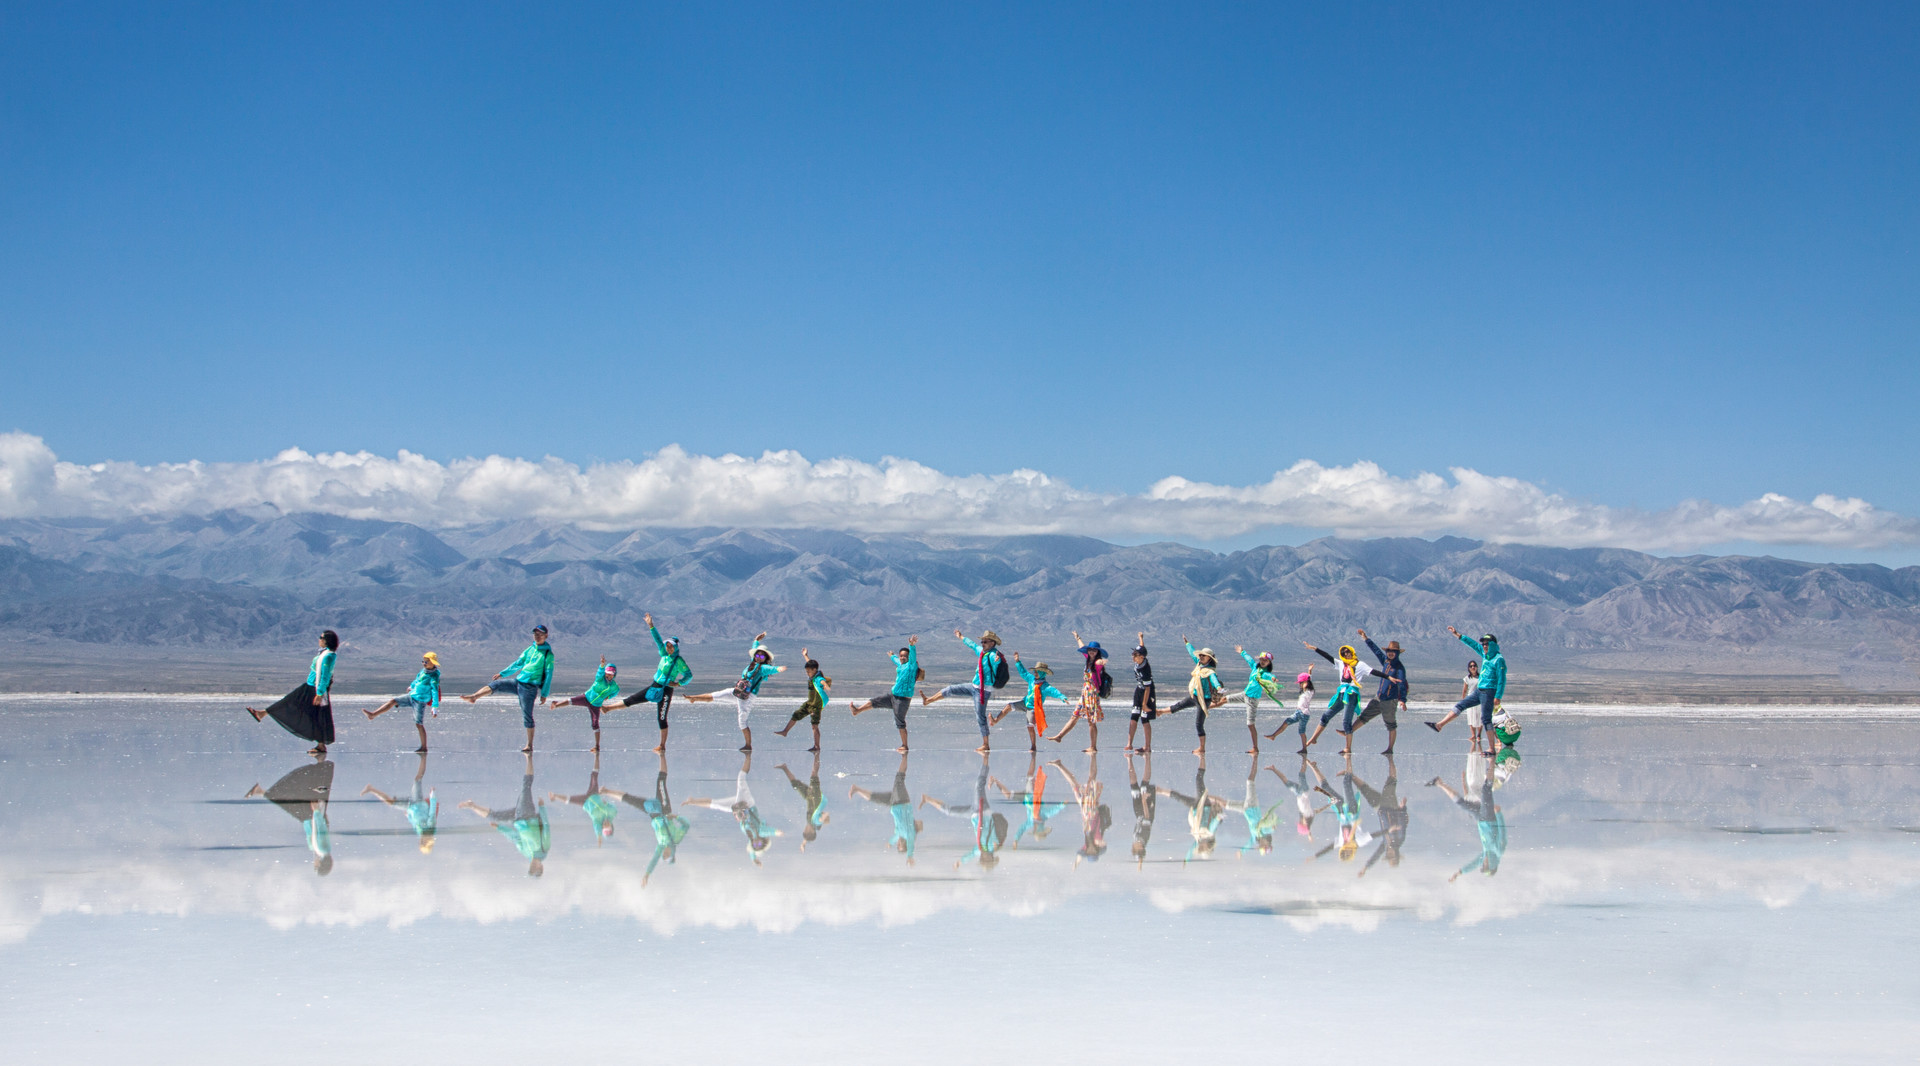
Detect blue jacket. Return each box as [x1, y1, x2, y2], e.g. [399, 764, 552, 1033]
[307, 649, 336, 695]
[1364, 638, 1408, 701]
[406, 666, 440, 706]
[963, 637, 1004, 692]
[1459, 634, 1507, 698]
[649, 625, 692, 687]
[1013, 661, 1068, 709]
[738, 641, 782, 695]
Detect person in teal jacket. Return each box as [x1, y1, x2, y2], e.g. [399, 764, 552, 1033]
[684, 633, 786, 751]
[460, 756, 551, 877]
[363, 650, 442, 753]
[1429, 626, 1508, 754]
[851, 636, 920, 752]
[922, 629, 1008, 752]
[461, 624, 555, 753]
[990, 654, 1068, 752]
[549, 656, 620, 753]
[1235, 646, 1282, 757]
[608, 613, 692, 753]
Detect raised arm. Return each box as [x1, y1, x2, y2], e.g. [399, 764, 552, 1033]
[1303, 642, 1337, 665]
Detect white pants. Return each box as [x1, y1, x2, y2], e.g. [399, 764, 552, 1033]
[706, 690, 756, 728]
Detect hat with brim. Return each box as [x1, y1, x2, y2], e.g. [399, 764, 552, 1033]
[980, 630, 1000, 645]
[1384, 641, 1401, 652]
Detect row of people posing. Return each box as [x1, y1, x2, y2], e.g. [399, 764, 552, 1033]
[245, 619, 1512, 760]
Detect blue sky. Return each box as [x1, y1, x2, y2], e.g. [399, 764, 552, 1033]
[2, 3, 1916, 558]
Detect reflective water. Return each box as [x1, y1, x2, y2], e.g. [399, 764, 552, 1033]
[2, 698, 1918, 1062]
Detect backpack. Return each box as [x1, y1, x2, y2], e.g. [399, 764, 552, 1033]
[1097, 665, 1113, 699]
[988, 651, 1011, 689]
[731, 661, 756, 701]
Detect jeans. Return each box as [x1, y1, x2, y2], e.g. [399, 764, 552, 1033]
[1454, 688, 1495, 729]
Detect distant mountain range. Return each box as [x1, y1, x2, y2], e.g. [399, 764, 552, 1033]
[3, 512, 1917, 697]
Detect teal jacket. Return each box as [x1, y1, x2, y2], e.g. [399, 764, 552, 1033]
[406, 667, 440, 706]
[802, 673, 831, 710]
[888, 644, 919, 698]
[1238, 651, 1280, 701]
[583, 663, 619, 706]
[500, 642, 556, 698]
[649, 625, 692, 687]
[307, 649, 336, 695]
[1460, 634, 1508, 698]
[738, 641, 782, 695]
[962, 637, 1004, 690]
[495, 808, 552, 861]
[1014, 661, 1068, 709]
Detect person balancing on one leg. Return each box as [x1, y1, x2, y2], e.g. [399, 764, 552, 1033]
[850, 636, 919, 753]
[1341, 629, 1408, 756]
[1234, 646, 1281, 757]
[991, 653, 1067, 752]
[547, 655, 619, 753]
[922, 629, 1008, 753]
[460, 624, 555, 753]
[1048, 631, 1109, 752]
[363, 650, 441, 753]
[773, 650, 833, 752]
[684, 633, 784, 752]
[606, 613, 690, 753]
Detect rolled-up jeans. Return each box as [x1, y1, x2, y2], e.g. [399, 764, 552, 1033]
[489, 678, 541, 727]
[939, 683, 990, 737]
[1454, 688, 1495, 729]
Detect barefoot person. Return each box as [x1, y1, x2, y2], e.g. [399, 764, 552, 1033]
[547, 656, 619, 753]
[1301, 641, 1390, 755]
[1342, 629, 1408, 755]
[458, 754, 550, 877]
[686, 751, 779, 864]
[774, 651, 833, 752]
[245, 758, 336, 875]
[1263, 666, 1316, 750]
[850, 751, 921, 866]
[1235, 646, 1282, 756]
[247, 630, 341, 757]
[599, 752, 689, 886]
[1429, 629, 1507, 753]
[990, 654, 1067, 752]
[361, 753, 438, 854]
[850, 637, 918, 752]
[548, 753, 619, 846]
[1124, 635, 1157, 754]
[1428, 660, 1485, 746]
[1048, 631, 1108, 751]
[460, 624, 555, 753]
[606, 614, 690, 753]
[1161, 638, 1226, 756]
[922, 629, 1009, 752]
[776, 752, 829, 851]
[362, 651, 441, 753]
[683, 633, 784, 751]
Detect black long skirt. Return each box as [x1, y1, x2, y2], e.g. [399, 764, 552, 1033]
[264, 759, 335, 822]
[264, 683, 337, 745]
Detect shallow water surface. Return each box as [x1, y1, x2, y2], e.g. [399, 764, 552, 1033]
[1, 698, 1917, 1063]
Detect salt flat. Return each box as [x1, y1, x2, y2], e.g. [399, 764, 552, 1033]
[1, 698, 1916, 1063]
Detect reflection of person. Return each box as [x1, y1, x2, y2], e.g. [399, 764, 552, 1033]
[1157, 759, 1226, 862]
[246, 758, 335, 875]
[362, 650, 441, 753]
[606, 614, 692, 753]
[993, 752, 1067, 848]
[921, 629, 1007, 753]
[247, 630, 341, 757]
[459, 754, 550, 877]
[1311, 761, 1374, 863]
[1049, 756, 1110, 864]
[850, 751, 920, 865]
[1268, 758, 1331, 842]
[549, 751, 618, 845]
[361, 752, 438, 854]
[1219, 759, 1283, 856]
[1349, 758, 1408, 877]
[686, 752, 779, 863]
[1430, 759, 1507, 879]
[684, 634, 784, 752]
[600, 752, 689, 885]
[777, 753, 830, 850]
[850, 637, 918, 753]
[920, 753, 1007, 870]
[459, 625, 555, 754]
[1127, 751, 1158, 868]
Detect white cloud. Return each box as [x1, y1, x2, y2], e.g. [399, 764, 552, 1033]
[1, 431, 1915, 551]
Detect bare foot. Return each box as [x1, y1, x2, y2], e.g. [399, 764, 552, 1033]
[974, 743, 990, 753]
[1084, 747, 1097, 753]
[896, 745, 909, 753]
[363, 709, 378, 719]
[652, 744, 665, 753]
[246, 707, 265, 721]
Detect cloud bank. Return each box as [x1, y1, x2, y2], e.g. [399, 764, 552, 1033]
[2, 431, 1916, 552]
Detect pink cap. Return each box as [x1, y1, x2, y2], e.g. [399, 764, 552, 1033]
[1296, 672, 1313, 684]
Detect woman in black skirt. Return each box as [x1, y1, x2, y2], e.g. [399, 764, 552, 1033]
[248, 630, 340, 755]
